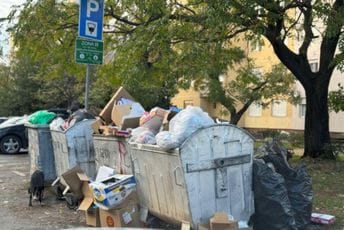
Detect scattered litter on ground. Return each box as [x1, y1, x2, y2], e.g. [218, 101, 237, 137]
[12, 171, 25, 177]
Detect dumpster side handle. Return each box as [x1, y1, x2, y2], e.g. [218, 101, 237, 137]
[173, 166, 184, 187]
[132, 156, 140, 174]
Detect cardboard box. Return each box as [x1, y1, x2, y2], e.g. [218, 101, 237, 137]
[112, 105, 132, 126]
[140, 107, 168, 133]
[210, 212, 238, 230]
[150, 107, 168, 118]
[111, 102, 144, 130]
[89, 174, 136, 210]
[99, 192, 142, 228]
[77, 172, 100, 227]
[99, 87, 135, 124]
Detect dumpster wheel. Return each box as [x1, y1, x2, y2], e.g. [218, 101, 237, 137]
[65, 193, 79, 210]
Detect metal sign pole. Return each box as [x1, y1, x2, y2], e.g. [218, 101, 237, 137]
[84, 64, 90, 110]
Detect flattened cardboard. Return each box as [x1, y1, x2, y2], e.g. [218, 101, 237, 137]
[61, 166, 84, 199]
[79, 197, 93, 211]
[210, 212, 238, 230]
[99, 125, 118, 136]
[91, 118, 105, 134]
[78, 173, 100, 227]
[85, 207, 100, 227]
[79, 198, 100, 227]
[121, 117, 140, 130]
[99, 87, 135, 124]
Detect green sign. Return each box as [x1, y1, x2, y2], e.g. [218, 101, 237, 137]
[75, 37, 103, 65]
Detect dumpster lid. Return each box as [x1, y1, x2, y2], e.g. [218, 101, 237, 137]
[180, 124, 255, 149]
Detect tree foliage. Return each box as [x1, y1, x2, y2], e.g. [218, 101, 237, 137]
[3, 0, 343, 157]
[329, 84, 344, 113]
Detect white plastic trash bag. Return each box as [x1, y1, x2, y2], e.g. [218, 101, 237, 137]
[130, 127, 156, 144]
[156, 131, 179, 151]
[49, 117, 65, 131]
[156, 106, 214, 150]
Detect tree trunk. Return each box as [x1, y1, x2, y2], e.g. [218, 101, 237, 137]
[303, 80, 332, 158]
[230, 113, 241, 125]
[229, 101, 252, 125]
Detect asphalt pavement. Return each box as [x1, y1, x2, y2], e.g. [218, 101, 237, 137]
[0, 152, 86, 229]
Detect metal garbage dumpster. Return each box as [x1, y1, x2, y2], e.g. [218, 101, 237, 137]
[51, 119, 96, 179]
[26, 124, 56, 182]
[93, 135, 132, 174]
[129, 124, 254, 228]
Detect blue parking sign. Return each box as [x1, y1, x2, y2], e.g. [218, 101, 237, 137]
[79, 0, 104, 41]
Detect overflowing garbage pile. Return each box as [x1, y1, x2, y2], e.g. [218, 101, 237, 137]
[27, 108, 96, 131]
[252, 140, 313, 230]
[27, 87, 322, 230]
[53, 165, 142, 228]
[93, 86, 214, 150]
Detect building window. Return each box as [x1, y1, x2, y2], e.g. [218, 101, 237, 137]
[183, 100, 194, 108]
[251, 40, 262, 51]
[272, 100, 287, 117]
[299, 98, 306, 118]
[310, 62, 318, 72]
[249, 102, 262, 117]
[252, 68, 263, 79]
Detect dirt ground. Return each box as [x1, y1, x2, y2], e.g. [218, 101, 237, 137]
[0, 152, 87, 229]
[1, 150, 339, 230]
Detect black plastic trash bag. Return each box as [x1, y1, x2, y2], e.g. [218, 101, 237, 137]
[252, 160, 298, 230]
[262, 154, 313, 230]
[68, 109, 95, 124]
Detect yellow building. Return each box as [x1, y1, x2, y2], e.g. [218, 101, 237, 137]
[172, 33, 344, 133]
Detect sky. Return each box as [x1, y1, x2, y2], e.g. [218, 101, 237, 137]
[0, 0, 25, 61]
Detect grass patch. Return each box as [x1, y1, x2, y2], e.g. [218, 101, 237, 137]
[291, 155, 344, 229]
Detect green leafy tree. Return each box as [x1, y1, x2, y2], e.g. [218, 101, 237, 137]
[197, 62, 298, 124]
[5, 0, 178, 112]
[5, 0, 343, 157]
[329, 84, 344, 113]
[6, 0, 85, 111]
[1, 53, 42, 115]
[102, 0, 343, 158]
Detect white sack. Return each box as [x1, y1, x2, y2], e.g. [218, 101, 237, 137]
[130, 127, 156, 144]
[156, 106, 214, 150]
[49, 117, 65, 131]
[156, 131, 179, 151]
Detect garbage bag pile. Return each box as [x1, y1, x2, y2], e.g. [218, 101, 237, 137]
[252, 140, 313, 230]
[49, 109, 95, 131]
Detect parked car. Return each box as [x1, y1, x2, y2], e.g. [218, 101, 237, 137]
[0, 117, 8, 124]
[0, 116, 29, 154]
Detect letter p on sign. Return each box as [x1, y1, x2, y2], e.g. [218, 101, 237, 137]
[78, 0, 104, 41]
[87, 0, 99, 17]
